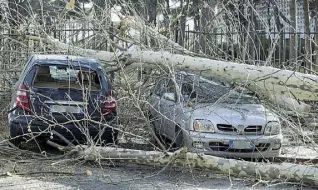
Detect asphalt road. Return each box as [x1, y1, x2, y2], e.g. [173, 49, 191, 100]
[1, 159, 318, 190]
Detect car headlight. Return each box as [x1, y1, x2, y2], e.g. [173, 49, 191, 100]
[193, 119, 215, 133]
[264, 122, 281, 135]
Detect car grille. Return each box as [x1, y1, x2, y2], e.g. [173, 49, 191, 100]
[209, 142, 270, 152]
[217, 124, 237, 132]
[217, 124, 263, 134]
[244, 125, 262, 133]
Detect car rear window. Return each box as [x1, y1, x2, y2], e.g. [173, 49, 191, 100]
[33, 65, 101, 91]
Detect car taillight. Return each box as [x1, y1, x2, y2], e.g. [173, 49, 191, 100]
[102, 90, 117, 115]
[16, 84, 31, 113]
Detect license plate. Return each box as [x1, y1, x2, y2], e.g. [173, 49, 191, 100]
[50, 105, 82, 113]
[229, 140, 254, 149]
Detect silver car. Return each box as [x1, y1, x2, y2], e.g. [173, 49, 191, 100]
[149, 73, 283, 159]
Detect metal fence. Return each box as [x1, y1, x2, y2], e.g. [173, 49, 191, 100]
[179, 29, 318, 72]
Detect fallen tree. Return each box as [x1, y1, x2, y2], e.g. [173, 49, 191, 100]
[3, 2, 318, 189]
[27, 34, 318, 113]
[65, 146, 318, 186]
[2, 139, 318, 186]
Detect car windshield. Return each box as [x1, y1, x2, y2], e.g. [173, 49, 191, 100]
[180, 75, 260, 104]
[33, 65, 101, 91]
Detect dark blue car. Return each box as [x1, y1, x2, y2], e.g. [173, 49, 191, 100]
[8, 54, 118, 147]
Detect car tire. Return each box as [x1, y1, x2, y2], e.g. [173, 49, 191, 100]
[148, 114, 160, 141]
[99, 115, 120, 146]
[100, 129, 119, 146]
[149, 114, 172, 150]
[174, 125, 184, 149]
[9, 124, 22, 148]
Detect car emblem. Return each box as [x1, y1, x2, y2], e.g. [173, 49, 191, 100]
[236, 125, 245, 133]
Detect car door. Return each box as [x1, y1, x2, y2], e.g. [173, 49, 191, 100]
[149, 78, 169, 134]
[160, 79, 178, 140]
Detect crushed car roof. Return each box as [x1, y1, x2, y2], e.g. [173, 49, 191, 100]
[31, 54, 101, 70]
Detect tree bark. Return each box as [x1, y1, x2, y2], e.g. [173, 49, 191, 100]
[72, 146, 318, 186]
[303, 0, 312, 73]
[289, 0, 297, 67]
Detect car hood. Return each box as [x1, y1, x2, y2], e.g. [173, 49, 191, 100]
[189, 103, 278, 125]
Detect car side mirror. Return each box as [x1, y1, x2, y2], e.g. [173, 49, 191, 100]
[9, 78, 18, 85]
[162, 92, 176, 102]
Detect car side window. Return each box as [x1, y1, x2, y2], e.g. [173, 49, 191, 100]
[166, 80, 177, 94]
[154, 78, 168, 97]
[154, 78, 177, 97]
[180, 76, 197, 100]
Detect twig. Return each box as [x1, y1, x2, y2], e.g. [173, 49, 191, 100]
[51, 130, 75, 147]
[0, 171, 83, 177]
[46, 140, 73, 152]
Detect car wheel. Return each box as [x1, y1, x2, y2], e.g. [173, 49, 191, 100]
[148, 114, 160, 140]
[174, 125, 184, 149]
[100, 129, 119, 146]
[9, 125, 22, 147]
[149, 114, 172, 150]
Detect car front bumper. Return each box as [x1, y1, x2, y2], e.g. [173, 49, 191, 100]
[184, 131, 283, 158]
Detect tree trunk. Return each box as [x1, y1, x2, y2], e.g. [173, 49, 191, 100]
[315, 0, 318, 71]
[145, 0, 157, 26]
[163, 0, 170, 30]
[199, 0, 216, 54]
[27, 34, 318, 112]
[272, 0, 285, 67]
[178, 0, 190, 47]
[289, 0, 297, 67]
[248, 1, 256, 64]
[303, 0, 312, 73]
[73, 146, 318, 186]
[192, 0, 201, 52]
[237, 1, 249, 62]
